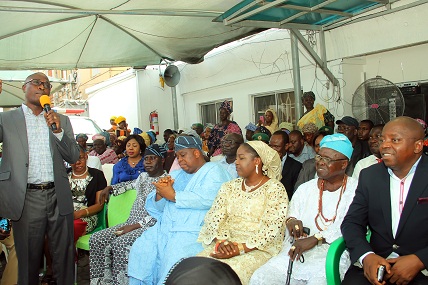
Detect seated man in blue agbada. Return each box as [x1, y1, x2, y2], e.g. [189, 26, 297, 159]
[128, 135, 232, 285]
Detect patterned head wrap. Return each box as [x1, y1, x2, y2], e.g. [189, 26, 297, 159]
[144, 144, 167, 158]
[302, 122, 318, 134]
[101, 131, 111, 146]
[110, 116, 117, 120]
[147, 130, 157, 143]
[245, 122, 257, 132]
[115, 116, 126, 125]
[302, 91, 316, 100]
[92, 134, 106, 142]
[246, 141, 282, 180]
[219, 100, 233, 114]
[279, 122, 293, 131]
[175, 135, 202, 151]
[139, 132, 151, 147]
[76, 133, 88, 141]
[133, 128, 143, 135]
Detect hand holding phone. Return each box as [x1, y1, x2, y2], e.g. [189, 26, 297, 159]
[377, 265, 386, 282]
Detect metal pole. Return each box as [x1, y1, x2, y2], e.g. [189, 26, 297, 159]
[290, 31, 303, 121]
[171, 86, 179, 130]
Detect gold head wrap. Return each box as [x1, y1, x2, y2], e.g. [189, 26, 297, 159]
[246, 141, 282, 180]
[139, 132, 151, 147]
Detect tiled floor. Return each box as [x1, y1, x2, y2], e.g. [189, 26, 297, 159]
[0, 250, 90, 285]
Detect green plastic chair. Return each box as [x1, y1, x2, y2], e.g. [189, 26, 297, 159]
[107, 189, 137, 227]
[325, 231, 371, 285]
[76, 204, 108, 251]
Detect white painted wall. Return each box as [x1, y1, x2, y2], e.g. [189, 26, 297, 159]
[86, 69, 139, 131]
[178, 29, 344, 128]
[86, 68, 177, 138]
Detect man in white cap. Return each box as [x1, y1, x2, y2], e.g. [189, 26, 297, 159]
[127, 135, 232, 285]
[251, 133, 357, 285]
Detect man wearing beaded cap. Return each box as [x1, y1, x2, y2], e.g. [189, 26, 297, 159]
[250, 133, 358, 285]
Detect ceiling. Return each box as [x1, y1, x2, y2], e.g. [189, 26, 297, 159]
[215, 0, 385, 30]
[0, 1, 264, 70]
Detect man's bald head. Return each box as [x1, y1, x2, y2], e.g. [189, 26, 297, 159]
[386, 116, 425, 140]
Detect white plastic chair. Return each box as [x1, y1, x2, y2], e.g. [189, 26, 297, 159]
[102, 163, 114, 186]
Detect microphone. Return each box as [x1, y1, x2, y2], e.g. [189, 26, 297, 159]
[39, 95, 57, 131]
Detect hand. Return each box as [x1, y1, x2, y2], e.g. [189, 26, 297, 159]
[386, 255, 425, 285]
[0, 228, 10, 240]
[153, 176, 176, 202]
[118, 224, 140, 235]
[362, 253, 391, 285]
[73, 211, 81, 220]
[286, 219, 304, 239]
[99, 186, 112, 204]
[44, 109, 61, 133]
[288, 236, 317, 261]
[210, 240, 239, 259]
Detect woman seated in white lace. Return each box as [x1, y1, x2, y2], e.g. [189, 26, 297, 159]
[250, 134, 357, 285]
[197, 141, 288, 285]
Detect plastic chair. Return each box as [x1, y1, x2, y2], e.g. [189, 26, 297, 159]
[107, 189, 137, 227]
[75, 204, 108, 251]
[102, 163, 115, 186]
[325, 231, 371, 285]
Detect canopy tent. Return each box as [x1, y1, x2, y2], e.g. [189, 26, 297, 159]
[0, 71, 67, 107]
[216, 0, 388, 118]
[0, 1, 263, 70]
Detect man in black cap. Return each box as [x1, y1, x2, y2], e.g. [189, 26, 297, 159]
[336, 116, 370, 175]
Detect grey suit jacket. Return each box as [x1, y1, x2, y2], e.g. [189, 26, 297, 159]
[0, 107, 80, 220]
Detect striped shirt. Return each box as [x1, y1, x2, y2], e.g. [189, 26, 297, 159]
[22, 104, 63, 183]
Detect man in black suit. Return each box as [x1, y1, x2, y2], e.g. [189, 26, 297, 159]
[269, 130, 302, 199]
[341, 116, 428, 285]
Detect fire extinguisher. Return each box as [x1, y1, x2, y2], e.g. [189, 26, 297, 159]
[149, 111, 159, 135]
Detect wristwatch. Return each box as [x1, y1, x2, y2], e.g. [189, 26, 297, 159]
[314, 233, 323, 246]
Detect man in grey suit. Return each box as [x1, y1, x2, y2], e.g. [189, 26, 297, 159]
[0, 72, 80, 285]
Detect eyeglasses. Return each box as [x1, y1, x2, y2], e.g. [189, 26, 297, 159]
[24, 79, 52, 89]
[315, 154, 347, 164]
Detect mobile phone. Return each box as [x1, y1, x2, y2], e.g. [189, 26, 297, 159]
[0, 218, 11, 233]
[377, 265, 385, 282]
[303, 227, 310, 236]
[114, 230, 123, 236]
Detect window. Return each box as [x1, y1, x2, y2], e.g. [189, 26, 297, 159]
[253, 90, 299, 127]
[200, 99, 233, 126]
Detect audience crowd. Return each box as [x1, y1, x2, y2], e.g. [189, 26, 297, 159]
[2, 81, 428, 285]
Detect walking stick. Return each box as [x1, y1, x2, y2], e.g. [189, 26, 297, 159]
[285, 227, 310, 285]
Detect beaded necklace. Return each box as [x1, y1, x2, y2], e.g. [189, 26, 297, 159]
[315, 175, 347, 231]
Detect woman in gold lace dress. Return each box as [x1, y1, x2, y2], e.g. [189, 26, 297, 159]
[197, 141, 289, 285]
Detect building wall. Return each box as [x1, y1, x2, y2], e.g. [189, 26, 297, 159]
[87, 68, 176, 139]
